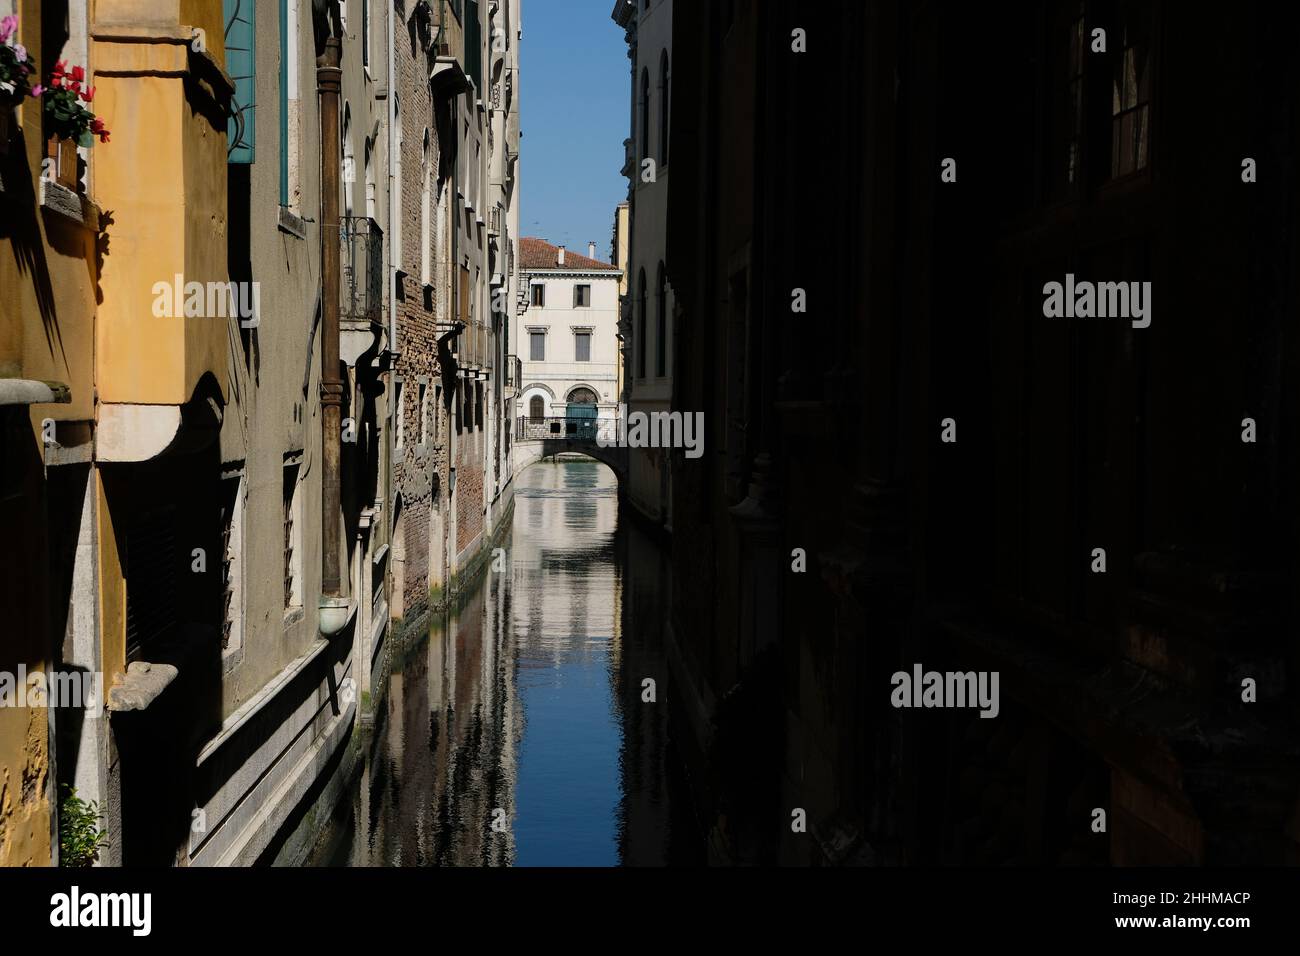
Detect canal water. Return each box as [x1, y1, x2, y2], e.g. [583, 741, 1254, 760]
[310, 459, 702, 866]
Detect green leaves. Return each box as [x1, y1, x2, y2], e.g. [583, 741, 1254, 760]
[59, 784, 110, 867]
[41, 67, 107, 146]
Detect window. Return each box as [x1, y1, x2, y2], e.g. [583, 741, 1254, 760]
[365, 137, 376, 219]
[1049, 4, 1086, 200]
[1111, 6, 1151, 179]
[573, 284, 591, 307]
[658, 52, 670, 167]
[531, 283, 546, 307]
[530, 330, 546, 361]
[640, 68, 651, 162]
[394, 379, 405, 449]
[655, 264, 667, 377]
[362, 0, 370, 71]
[421, 129, 432, 284]
[575, 331, 591, 362]
[434, 384, 442, 442]
[285, 0, 301, 206]
[125, 507, 179, 663]
[283, 460, 302, 613]
[393, 95, 403, 267]
[220, 474, 244, 656]
[637, 269, 647, 379]
[529, 395, 545, 420]
[342, 104, 354, 218]
[224, 0, 256, 165]
[419, 382, 428, 444]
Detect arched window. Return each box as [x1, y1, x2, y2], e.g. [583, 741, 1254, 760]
[568, 387, 597, 404]
[636, 269, 647, 379]
[342, 104, 354, 218]
[640, 68, 651, 163]
[658, 52, 670, 167]
[393, 95, 403, 268]
[529, 395, 545, 421]
[655, 263, 667, 377]
[364, 137, 376, 220]
[420, 129, 432, 285]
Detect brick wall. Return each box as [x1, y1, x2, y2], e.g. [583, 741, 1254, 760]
[393, 15, 449, 611]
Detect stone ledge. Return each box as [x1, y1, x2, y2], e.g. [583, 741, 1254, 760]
[278, 206, 307, 239]
[40, 179, 101, 230]
[108, 661, 180, 712]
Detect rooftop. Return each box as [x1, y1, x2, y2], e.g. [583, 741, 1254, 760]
[520, 237, 621, 273]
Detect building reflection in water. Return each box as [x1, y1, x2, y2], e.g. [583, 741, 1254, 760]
[312, 459, 702, 866]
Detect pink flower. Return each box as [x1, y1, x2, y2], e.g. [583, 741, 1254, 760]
[29, 84, 43, 97]
[0, 15, 18, 44]
[13, 43, 27, 62]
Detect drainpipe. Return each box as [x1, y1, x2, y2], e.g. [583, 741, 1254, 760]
[318, 35, 348, 635]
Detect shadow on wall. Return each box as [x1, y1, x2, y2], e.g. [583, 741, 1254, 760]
[101, 416, 225, 865]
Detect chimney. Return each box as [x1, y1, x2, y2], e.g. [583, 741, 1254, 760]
[588, 241, 597, 260]
[558, 244, 566, 265]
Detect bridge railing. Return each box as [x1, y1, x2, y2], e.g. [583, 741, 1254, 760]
[516, 415, 620, 444]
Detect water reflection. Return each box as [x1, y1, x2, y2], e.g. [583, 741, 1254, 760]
[312, 459, 700, 866]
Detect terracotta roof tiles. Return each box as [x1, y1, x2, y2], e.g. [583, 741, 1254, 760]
[519, 237, 620, 272]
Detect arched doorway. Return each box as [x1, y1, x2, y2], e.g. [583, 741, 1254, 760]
[566, 387, 598, 439]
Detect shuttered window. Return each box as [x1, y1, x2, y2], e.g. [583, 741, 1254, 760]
[125, 507, 179, 662]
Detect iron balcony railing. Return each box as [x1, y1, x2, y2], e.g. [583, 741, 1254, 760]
[516, 415, 619, 444]
[339, 216, 384, 324]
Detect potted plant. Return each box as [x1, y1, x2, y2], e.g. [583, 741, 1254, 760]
[0, 14, 39, 153]
[39, 59, 108, 189]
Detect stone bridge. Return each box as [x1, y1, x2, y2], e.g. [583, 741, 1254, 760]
[512, 417, 627, 480]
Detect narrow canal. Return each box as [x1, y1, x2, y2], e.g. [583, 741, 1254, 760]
[310, 459, 702, 866]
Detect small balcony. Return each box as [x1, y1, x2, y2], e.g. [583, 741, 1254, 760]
[504, 354, 522, 390]
[431, 0, 471, 98]
[337, 217, 384, 367]
[621, 137, 635, 178]
[339, 216, 384, 326]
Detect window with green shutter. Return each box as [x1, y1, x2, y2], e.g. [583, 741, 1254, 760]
[224, 0, 256, 163]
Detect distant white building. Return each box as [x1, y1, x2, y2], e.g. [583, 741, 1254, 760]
[514, 238, 623, 436]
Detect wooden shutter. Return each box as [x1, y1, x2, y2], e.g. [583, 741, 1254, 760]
[224, 0, 257, 163]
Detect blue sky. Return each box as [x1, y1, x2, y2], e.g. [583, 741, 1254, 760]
[519, 0, 630, 263]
